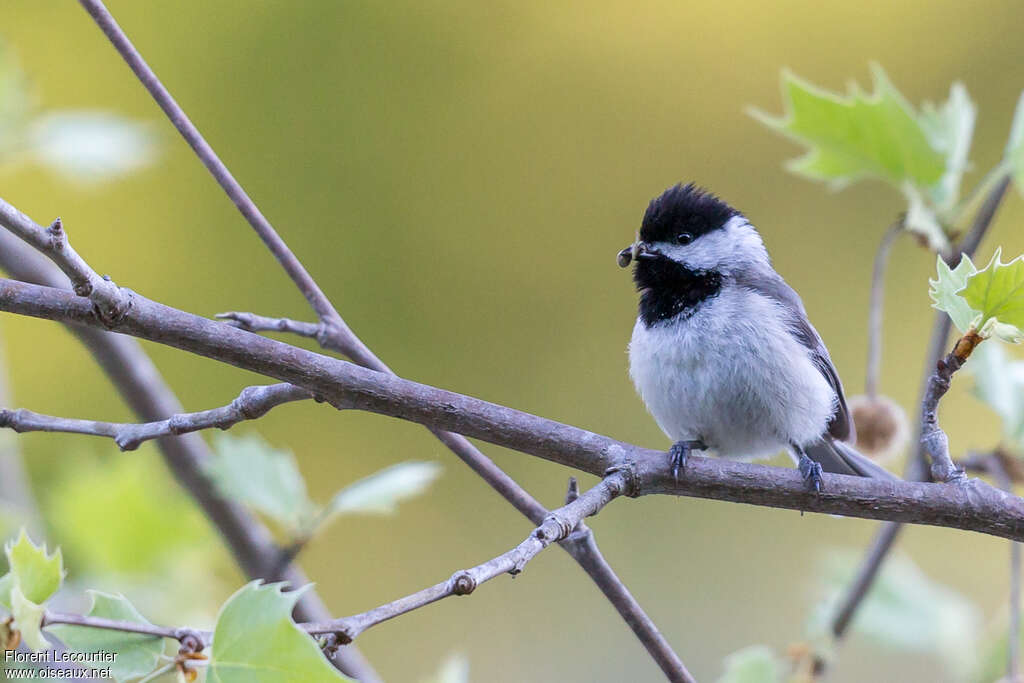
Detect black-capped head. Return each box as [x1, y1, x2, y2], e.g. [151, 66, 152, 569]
[619, 184, 769, 325]
[640, 183, 738, 245]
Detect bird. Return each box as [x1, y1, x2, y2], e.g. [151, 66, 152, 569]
[619, 183, 895, 490]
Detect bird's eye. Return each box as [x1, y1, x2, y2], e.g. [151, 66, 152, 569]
[676, 232, 695, 245]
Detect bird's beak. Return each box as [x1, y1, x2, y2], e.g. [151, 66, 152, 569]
[617, 241, 658, 268]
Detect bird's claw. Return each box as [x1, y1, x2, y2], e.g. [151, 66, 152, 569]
[797, 453, 824, 493]
[668, 440, 705, 480]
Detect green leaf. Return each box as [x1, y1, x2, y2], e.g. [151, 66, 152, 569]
[962, 248, 1024, 340]
[11, 586, 47, 652]
[918, 82, 976, 213]
[3, 529, 63, 606]
[929, 254, 980, 333]
[751, 66, 946, 190]
[207, 434, 316, 532]
[322, 461, 442, 519]
[47, 592, 164, 683]
[714, 645, 782, 683]
[808, 551, 979, 668]
[208, 582, 351, 683]
[968, 341, 1024, 447]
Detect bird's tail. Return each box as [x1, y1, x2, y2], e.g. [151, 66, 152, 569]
[802, 438, 899, 481]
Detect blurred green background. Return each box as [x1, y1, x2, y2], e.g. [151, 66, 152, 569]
[4, 0, 1024, 680]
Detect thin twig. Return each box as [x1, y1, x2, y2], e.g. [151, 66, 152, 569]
[76, 0, 350, 335]
[217, 312, 321, 340]
[42, 612, 209, 650]
[828, 173, 1011, 649]
[920, 332, 982, 482]
[42, 474, 630, 671]
[0, 206, 126, 324]
[0, 231, 380, 682]
[304, 471, 630, 641]
[66, 3, 691, 668]
[9, 278, 1024, 540]
[0, 384, 311, 451]
[865, 221, 902, 398]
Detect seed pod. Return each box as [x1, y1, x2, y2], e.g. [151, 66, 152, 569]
[617, 248, 632, 268]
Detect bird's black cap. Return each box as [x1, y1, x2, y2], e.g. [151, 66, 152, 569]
[639, 183, 738, 243]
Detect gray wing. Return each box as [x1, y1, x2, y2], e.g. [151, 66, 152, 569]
[734, 268, 854, 442]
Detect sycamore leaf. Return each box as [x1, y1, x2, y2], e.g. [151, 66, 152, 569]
[968, 342, 1024, 448]
[715, 645, 782, 683]
[322, 461, 442, 520]
[904, 183, 950, 252]
[208, 582, 350, 683]
[1007, 91, 1024, 194]
[48, 592, 164, 683]
[962, 248, 1024, 340]
[751, 66, 946, 189]
[929, 254, 980, 333]
[2, 529, 63, 607]
[11, 586, 47, 651]
[207, 433, 316, 533]
[918, 82, 976, 213]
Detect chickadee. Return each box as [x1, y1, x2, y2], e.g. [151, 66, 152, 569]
[619, 183, 894, 489]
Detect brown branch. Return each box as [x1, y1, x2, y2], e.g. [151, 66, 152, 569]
[7, 279, 1024, 542]
[0, 230, 380, 682]
[0, 383, 311, 451]
[827, 172, 1011, 652]
[304, 472, 631, 640]
[920, 331, 982, 482]
[40, 474, 641, 679]
[74, 2, 685, 673]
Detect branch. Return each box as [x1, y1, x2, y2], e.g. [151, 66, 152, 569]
[8, 280, 1024, 541]
[0, 232, 380, 682]
[41, 475, 636, 674]
[0, 383, 311, 451]
[74, 2, 684, 671]
[217, 312, 321, 340]
[828, 173, 1012, 650]
[304, 471, 631, 639]
[0, 206, 127, 324]
[920, 331, 982, 482]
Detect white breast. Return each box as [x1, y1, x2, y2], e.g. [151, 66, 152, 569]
[628, 285, 837, 459]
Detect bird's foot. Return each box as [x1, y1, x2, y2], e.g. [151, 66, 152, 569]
[797, 453, 824, 493]
[668, 440, 706, 480]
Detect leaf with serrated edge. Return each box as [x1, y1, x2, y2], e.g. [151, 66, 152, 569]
[11, 586, 47, 651]
[323, 462, 442, 520]
[929, 254, 980, 333]
[208, 582, 351, 683]
[918, 82, 975, 213]
[207, 433, 315, 532]
[750, 66, 946, 189]
[715, 645, 782, 683]
[4, 529, 63, 605]
[48, 592, 163, 683]
[962, 248, 1024, 339]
